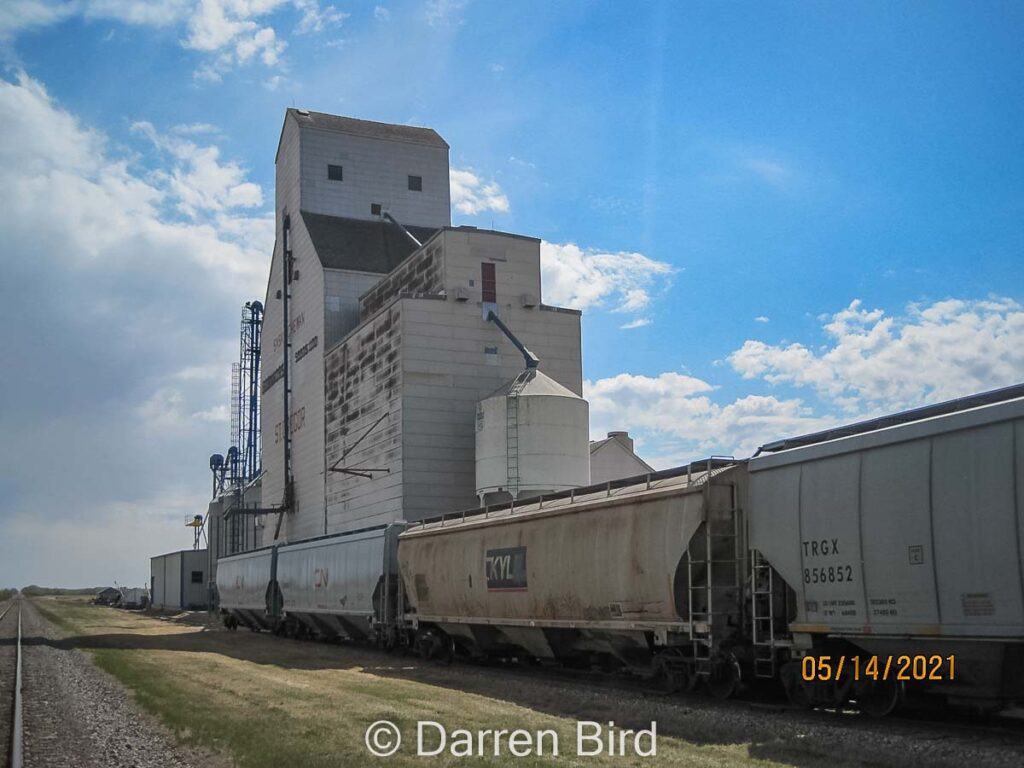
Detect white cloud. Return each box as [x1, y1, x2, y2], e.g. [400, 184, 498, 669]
[171, 121, 219, 135]
[0, 71, 270, 585]
[620, 318, 651, 330]
[0, 1, 194, 39]
[293, 0, 347, 33]
[585, 373, 833, 465]
[449, 166, 510, 215]
[374, 6, 390, 21]
[184, 0, 288, 78]
[264, 74, 286, 90]
[729, 298, 1024, 413]
[192, 403, 231, 422]
[587, 296, 1024, 468]
[2, 1, 345, 81]
[425, 0, 467, 27]
[754, 315, 770, 323]
[131, 119, 264, 218]
[540, 242, 674, 318]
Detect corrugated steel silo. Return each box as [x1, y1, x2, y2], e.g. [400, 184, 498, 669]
[475, 368, 590, 504]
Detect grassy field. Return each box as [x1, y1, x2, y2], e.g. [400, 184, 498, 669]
[36, 598, 817, 768]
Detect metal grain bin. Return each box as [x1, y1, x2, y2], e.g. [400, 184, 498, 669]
[748, 395, 1024, 703]
[475, 369, 590, 505]
[400, 465, 741, 665]
[216, 547, 275, 629]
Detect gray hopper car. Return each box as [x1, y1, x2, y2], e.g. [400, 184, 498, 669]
[216, 524, 406, 644]
[748, 391, 1024, 713]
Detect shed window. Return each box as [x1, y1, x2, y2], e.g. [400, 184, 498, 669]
[408, 175, 422, 191]
[327, 164, 343, 181]
[481, 262, 497, 303]
[190, 571, 203, 584]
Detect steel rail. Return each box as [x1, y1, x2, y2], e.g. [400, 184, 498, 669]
[6, 600, 23, 768]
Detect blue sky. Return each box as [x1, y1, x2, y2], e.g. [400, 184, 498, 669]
[1, 1, 1022, 586]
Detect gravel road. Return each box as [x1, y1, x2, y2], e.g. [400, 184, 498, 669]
[17, 599, 228, 768]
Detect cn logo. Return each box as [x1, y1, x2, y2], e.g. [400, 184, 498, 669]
[314, 567, 329, 589]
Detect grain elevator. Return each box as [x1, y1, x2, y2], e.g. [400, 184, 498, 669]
[260, 110, 584, 542]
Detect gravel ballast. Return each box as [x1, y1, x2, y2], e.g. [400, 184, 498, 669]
[18, 600, 227, 768]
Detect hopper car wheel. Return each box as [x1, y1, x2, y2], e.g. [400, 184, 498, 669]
[416, 630, 455, 665]
[854, 678, 902, 718]
[707, 654, 741, 700]
[651, 655, 682, 693]
[781, 662, 812, 709]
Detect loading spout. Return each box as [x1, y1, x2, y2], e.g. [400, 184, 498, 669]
[382, 212, 422, 248]
[486, 310, 540, 369]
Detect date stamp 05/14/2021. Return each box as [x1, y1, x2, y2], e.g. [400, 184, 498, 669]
[800, 654, 956, 682]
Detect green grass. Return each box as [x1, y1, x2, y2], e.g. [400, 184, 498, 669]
[38, 598, 805, 768]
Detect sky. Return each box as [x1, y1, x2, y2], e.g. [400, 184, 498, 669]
[0, 1, 1022, 587]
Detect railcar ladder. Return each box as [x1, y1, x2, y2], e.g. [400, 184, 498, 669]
[506, 376, 528, 499]
[687, 499, 741, 676]
[750, 548, 776, 678]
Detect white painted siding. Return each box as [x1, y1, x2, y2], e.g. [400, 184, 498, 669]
[300, 127, 450, 227]
[261, 211, 328, 542]
[590, 439, 653, 485]
[400, 296, 582, 521]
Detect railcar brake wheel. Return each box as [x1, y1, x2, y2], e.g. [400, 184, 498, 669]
[854, 678, 902, 717]
[707, 654, 740, 700]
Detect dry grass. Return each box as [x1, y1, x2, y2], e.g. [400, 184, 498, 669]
[38, 598, 804, 768]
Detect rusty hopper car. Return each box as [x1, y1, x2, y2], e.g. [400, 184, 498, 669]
[398, 460, 748, 695]
[748, 392, 1024, 714]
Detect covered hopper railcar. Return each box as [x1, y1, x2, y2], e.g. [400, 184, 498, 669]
[216, 524, 406, 643]
[398, 461, 748, 695]
[748, 391, 1024, 714]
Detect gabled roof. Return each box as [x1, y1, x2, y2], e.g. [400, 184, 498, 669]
[288, 108, 449, 148]
[301, 211, 438, 274]
[589, 435, 654, 470]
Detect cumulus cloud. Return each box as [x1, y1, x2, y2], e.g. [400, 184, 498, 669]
[585, 373, 834, 465]
[729, 298, 1024, 413]
[449, 166, 510, 215]
[591, 296, 1024, 469]
[540, 242, 674, 318]
[1, 1, 346, 80]
[0, 71, 270, 585]
[374, 6, 391, 21]
[132, 120, 263, 218]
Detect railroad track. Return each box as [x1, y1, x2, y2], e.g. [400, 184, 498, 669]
[0, 599, 22, 768]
